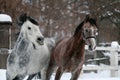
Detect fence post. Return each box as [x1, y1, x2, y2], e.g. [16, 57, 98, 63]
[110, 50, 118, 77]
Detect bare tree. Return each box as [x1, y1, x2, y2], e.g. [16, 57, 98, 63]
[0, 0, 119, 42]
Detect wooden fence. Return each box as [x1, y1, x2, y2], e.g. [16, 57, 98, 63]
[0, 46, 120, 77]
[0, 48, 9, 69]
[83, 46, 120, 77]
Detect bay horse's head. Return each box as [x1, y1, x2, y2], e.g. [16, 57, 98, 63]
[18, 13, 44, 46]
[74, 15, 98, 51]
[83, 15, 98, 51]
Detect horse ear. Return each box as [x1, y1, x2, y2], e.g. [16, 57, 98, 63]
[84, 15, 90, 22]
[19, 13, 28, 23]
[17, 13, 28, 27]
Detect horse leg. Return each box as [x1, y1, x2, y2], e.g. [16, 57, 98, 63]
[27, 72, 41, 80]
[46, 64, 56, 80]
[6, 71, 17, 80]
[6, 72, 11, 80]
[27, 74, 36, 80]
[13, 76, 20, 80]
[41, 66, 48, 80]
[55, 67, 63, 80]
[12, 75, 25, 80]
[36, 72, 41, 79]
[46, 57, 56, 80]
[70, 67, 82, 80]
[70, 59, 84, 80]
[38, 72, 41, 78]
[70, 55, 85, 80]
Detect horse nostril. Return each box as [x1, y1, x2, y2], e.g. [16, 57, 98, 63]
[37, 37, 44, 45]
[88, 45, 92, 51]
[37, 37, 41, 41]
[37, 37, 44, 41]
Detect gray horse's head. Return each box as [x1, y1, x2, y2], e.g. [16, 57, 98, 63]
[17, 13, 44, 47]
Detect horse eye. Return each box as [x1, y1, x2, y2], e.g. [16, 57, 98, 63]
[28, 27, 31, 30]
[85, 29, 88, 32]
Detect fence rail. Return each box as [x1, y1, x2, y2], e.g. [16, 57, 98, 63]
[83, 66, 120, 70]
[84, 46, 120, 77]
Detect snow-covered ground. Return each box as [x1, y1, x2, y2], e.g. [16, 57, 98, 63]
[0, 69, 120, 80]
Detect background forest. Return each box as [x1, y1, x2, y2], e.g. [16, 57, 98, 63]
[0, 0, 120, 47]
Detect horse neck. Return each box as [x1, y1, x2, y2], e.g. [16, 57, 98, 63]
[72, 31, 85, 50]
[66, 31, 85, 60]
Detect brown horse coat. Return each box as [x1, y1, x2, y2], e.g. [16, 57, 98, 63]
[46, 15, 98, 80]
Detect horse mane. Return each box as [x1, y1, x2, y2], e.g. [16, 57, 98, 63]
[86, 18, 97, 26]
[17, 13, 39, 26]
[27, 16, 39, 25]
[74, 17, 97, 36]
[74, 21, 84, 36]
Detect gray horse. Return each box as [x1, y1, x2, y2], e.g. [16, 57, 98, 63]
[27, 37, 56, 80]
[6, 13, 50, 80]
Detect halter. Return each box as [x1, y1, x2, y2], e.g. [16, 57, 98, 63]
[85, 36, 96, 39]
[82, 27, 97, 41]
[82, 31, 96, 42]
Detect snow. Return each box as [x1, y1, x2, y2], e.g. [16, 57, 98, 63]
[114, 9, 120, 13]
[111, 41, 120, 48]
[0, 14, 12, 22]
[0, 69, 120, 80]
[107, 11, 113, 16]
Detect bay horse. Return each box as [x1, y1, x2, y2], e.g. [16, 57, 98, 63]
[46, 15, 98, 80]
[6, 13, 50, 80]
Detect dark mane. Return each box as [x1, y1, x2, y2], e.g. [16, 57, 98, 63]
[86, 18, 97, 26]
[74, 18, 97, 36]
[74, 21, 84, 36]
[18, 13, 39, 26]
[27, 16, 39, 25]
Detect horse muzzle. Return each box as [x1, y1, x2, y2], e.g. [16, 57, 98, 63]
[88, 45, 96, 51]
[37, 37, 44, 45]
[86, 37, 96, 51]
